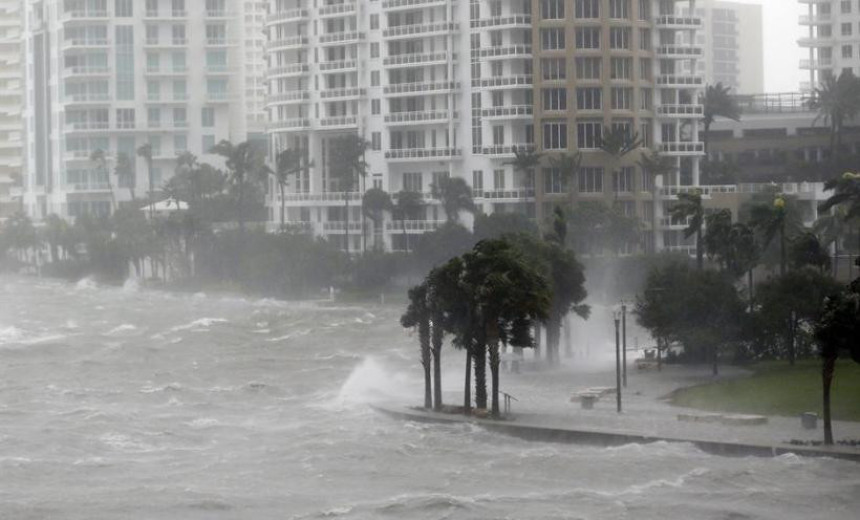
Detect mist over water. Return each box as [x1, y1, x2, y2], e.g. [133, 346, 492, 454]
[1, 275, 858, 519]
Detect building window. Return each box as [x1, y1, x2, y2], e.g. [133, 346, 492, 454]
[370, 14, 379, 30]
[541, 0, 564, 19]
[576, 87, 602, 110]
[843, 23, 853, 37]
[371, 99, 380, 115]
[844, 45, 853, 59]
[577, 122, 602, 149]
[403, 172, 423, 192]
[640, 88, 652, 110]
[578, 167, 604, 193]
[575, 0, 599, 18]
[542, 58, 566, 81]
[116, 0, 133, 16]
[610, 27, 631, 50]
[371, 132, 381, 151]
[371, 71, 380, 86]
[639, 29, 651, 50]
[174, 134, 187, 154]
[842, 0, 852, 14]
[576, 27, 601, 49]
[576, 57, 601, 79]
[611, 88, 633, 110]
[541, 28, 565, 50]
[609, 0, 630, 19]
[472, 170, 484, 192]
[201, 107, 215, 127]
[640, 58, 652, 81]
[493, 169, 506, 190]
[371, 42, 379, 58]
[613, 167, 635, 193]
[543, 122, 568, 150]
[611, 58, 632, 80]
[147, 108, 160, 128]
[542, 88, 567, 111]
[543, 167, 565, 194]
[172, 107, 187, 127]
[116, 109, 135, 129]
[638, 0, 650, 20]
[493, 125, 505, 145]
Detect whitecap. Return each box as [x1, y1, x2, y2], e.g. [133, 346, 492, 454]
[105, 324, 138, 336]
[169, 318, 228, 332]
[0, 325, 24, 345]
[75, 277, 98, 291]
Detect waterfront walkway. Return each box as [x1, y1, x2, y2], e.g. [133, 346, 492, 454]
[373, 362, 860, 462]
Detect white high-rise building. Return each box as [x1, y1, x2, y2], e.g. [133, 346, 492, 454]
[0, 0, 24, 221]
[20, 0, 266, 220]
[800, 0, 860, 89]
[266, 0, 706, 254]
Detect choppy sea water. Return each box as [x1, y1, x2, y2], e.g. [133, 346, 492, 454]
[1, 274, 858, 520]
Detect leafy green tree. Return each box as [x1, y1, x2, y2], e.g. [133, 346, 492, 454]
[809, 71, 860, 157]
[274, 148, 313, 230]
[362, 188, 393, 249]
[728, 223, 760, 309]
[473, 212, 538, 241]
[814, 279, 860, 444]
[329, 135, 369, 253]
[1, 212, 38, 264]
[402, 283, 432, 409]
[393, 190, 424, 253]
[704, 208, 733, 271]
[412, 222, 475, 272]
[819, 171, 860, 273]
[815, 205, 851, 277]
[701, 83, 741, 158]
[431, 176, 476, 224]
[668, 191, 705, 270]
[461, 239, 550, 416]
[750, 195, 795, 276]
[548, 151, 582, 206]
[211, 140, 269, 234]
[790, 232, 831, 273]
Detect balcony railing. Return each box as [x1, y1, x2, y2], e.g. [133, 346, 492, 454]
[383, 22, 458, 39]
[319, 31, 364, 45]
[268, 91, 311, 104]
[656, 75, 704, 87]
[481, 144, 535, 156]
[318, 2, 357, 17]
[475, 45, 532, 59]
[657, 104, 705, 117]
[654, 15, 702, 29]
[384, 220, 445, 232]
[474, 75, 533, 89]
[384, 110, 456, 125]
[65, 93, 111, 103]
[269, 118, 311, 132]
[656, 45, 703, 58]
[268, 9, 309, 24]
[800, 57, 832, 69]
[279, 191, 362, 203]
[320, 87, 366, 99]
[384, 81, 457, 95]
[267, 63, 310, 77]
[383, 52, 451, 67]
[382, 0, 446, 9]
[660, 141, 705, 155]
[385, 148, 461, 160]
[266, 36, 309, 50]
[319, 60, 357, 72]
[323, 221, 364, 232]
[63, 38, 109, 49]
[67, 182, 111, 192]
[64, 65, 110, 76]
[319, 115, 358, 128]
[481, 105, 533, 118]
[61, 10, 108, 20]
[473, 188, 536, 200]
[65, 121, 110, 132]
[470, 15, 531, 29]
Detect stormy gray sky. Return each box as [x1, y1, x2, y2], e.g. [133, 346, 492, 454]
[749, 0, 805, 93]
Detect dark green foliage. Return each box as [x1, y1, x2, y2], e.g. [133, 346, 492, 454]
[473, 212, 538, 241]
[431, 176, 476, 223]
[411, 222, 476, 272]
[790, 232, 831, 272]
[669, 191, 705, 270]
[567, 201, 641, 256]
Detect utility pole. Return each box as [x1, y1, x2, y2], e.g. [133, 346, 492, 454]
[621, 301, 628, 388]
[614, 310, 622, 413]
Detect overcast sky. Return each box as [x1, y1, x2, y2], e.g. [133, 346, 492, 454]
[742, 0, 805, 93]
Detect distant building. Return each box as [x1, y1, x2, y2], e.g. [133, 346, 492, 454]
[799, 0, 860, 89]
[679, 0, 765, 94]
[0, 0, 24, 221]
[20, 0, 267, 220]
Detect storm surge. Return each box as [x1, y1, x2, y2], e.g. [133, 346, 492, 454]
[0, 274, 857, 520]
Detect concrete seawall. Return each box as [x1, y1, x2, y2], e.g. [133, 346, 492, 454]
[372, 404, 860, 463]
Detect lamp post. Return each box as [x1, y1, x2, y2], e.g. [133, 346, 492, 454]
[614, 309, 622, 413]
[621, 301, 628, 388]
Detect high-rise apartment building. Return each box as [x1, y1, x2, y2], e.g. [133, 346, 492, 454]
[678, 0, 763, 95]
[800, 0, 860, 89]
[0, 0, 24, 221]
[20, 0, 266, 220]
[266, 0, 705, 255]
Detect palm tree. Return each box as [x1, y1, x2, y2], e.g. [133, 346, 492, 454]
[728, 222, 759, 311]
[115, 152, 135, 202]
[462, 239, 551, 417]
[505, 147, 542, 221]
[704, 208, 733, 271]
[819, 171, 860, 274]
[548, 151, 582, 208]
[274, 148, 313, 230]
[402, 283, 432, 409]
[701, 83, 742, 159]
[599, 125, 642, 181]
[638, 150, 676, 253]
[393, 190, 424, 253]
[809, 71, 860, 157]
[211, 140, 269, 235]
[329, 135, 369, 253]
[431, 176, 476, 224]
[815, 207, 850, 277]
[90, 148, 115, 212]
[136, 143, 155, 218]
[669, 191, 705, 270]
[362, 188, 393, 249]
[750, 195, 792, 276]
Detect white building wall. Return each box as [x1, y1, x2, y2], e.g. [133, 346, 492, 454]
[0, 0, 24, 220]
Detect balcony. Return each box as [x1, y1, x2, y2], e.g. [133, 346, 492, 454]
[206, 38, 238, 47]
[62, 38, 110, 51]
[385, 148, 461, 161]
[318, 2, 357, 17]
[799, 13, 832, 25]
[267, 9, 310, 25]
[656, 75, 704, 88]
[267, 91, 311, 106]
[384, 110, 456, 126]
[655, 15, 702, 30]
[656, 45, 703, 58]
[473, 188, 535, 201]
[64, 121, 110, 133]
[269, 118, 312, 132]
[64, 93, 111, 105]
[320, 87, 366, 100]
[384, 81, 458, 97]
[470, 15, 532, 29]
[266, 36, 309, 51]
[384, 22, 458, 39]
[798, 35, 833, 48]
[206, 92, 232, 104]
[63, 65, 110, 78]
[384, 220, 445, 232]
[267, 63, 310, 79]
[60, 10, 108, 22]
[383, 52, 451, 68]
[474, 75, 533, 90]
[323, 221, 364, 232]
[800, 57, 832, 69]
[481, 105, 533, 119]
[318, 31, 364, 46]
[204, 65, 234, 76]
[319, 60, 358, 72]
[660, 141, 704, 156]
[206, 10, 236, 18]
[66, 182, 112, 193]
[475, 45, 532, 60]
[144, 66, 188, 76]
[319, 115, 358, 129]
[382, 0, 447, 10]
[657, 104, 704, 118]
[278, 191, 361, 204]
[481, 144, 535, 157]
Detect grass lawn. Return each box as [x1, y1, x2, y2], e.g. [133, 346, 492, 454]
[670, 359, 860, 422]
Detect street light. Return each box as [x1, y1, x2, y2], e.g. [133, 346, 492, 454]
[621, 300, 628, 388]
[614, 309, 622, 413]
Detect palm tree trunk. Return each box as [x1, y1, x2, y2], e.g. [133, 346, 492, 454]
[431, 320, 443, 411]
[823, 355, 836, 445]
[420, 317, 431, 409]
[487, 322, 501, 417]
[344, 197, 350, 254]
[563, 314, 572, 358]
[533, 321, 541, 359]
[473, 343, 487, 410]
[401, 217, 408, 253]
[696, 226, 704, 271]
[463, 347, 472, 416]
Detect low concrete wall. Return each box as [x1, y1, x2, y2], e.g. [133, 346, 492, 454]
[372, 404, 860, 463]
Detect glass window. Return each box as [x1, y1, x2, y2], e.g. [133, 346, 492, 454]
[543, 122, 568, 150]
[577, 122, 602, 149]
[578, 167, 604, 193]
[201, 107, 215, 127]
